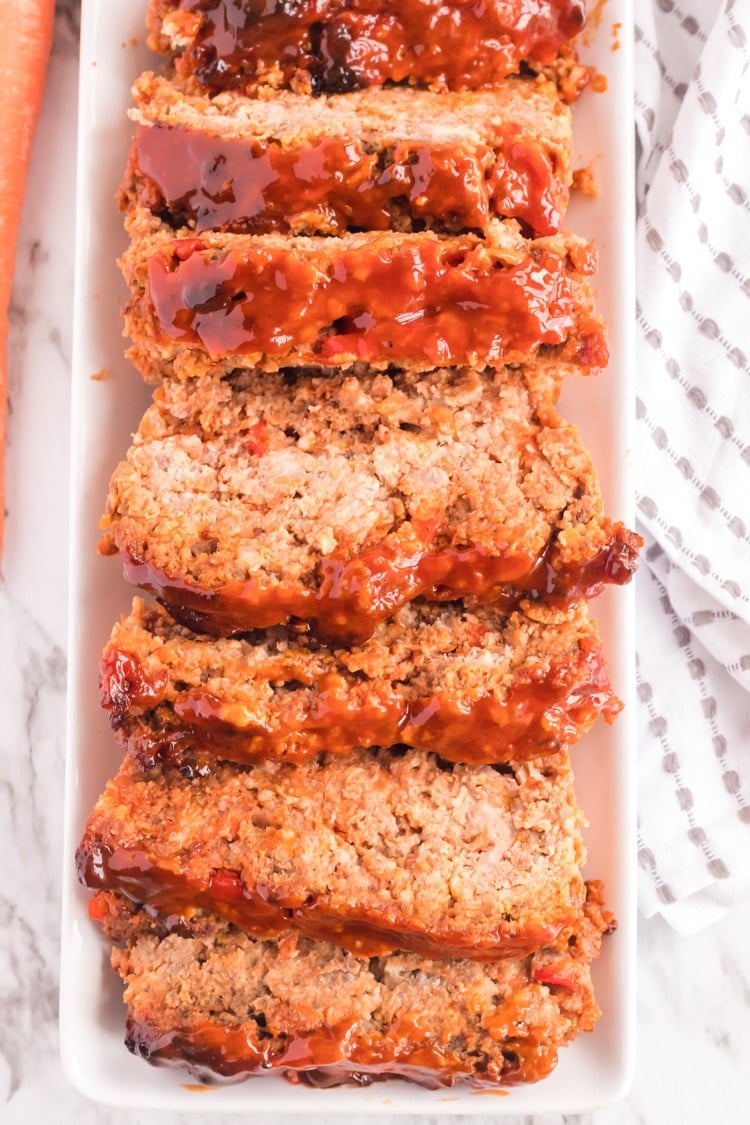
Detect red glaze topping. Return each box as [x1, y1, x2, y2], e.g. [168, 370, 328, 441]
[160, 0, 587, 96]
[532, 965, 575, 990]
[145, 236, 607, 369]
[130, 123, 568, 237]
[77, 842, 567, 959]
[112, 525, 642, 643]
[101, 639, 621, 770]
[100, 649, 169, 711]
[124, 1013, 559, 1087]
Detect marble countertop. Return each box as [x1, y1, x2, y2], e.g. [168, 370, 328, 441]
[2, 4, 748, 1122]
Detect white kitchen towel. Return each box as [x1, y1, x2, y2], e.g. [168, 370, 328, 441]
[634, 0, 750, 931]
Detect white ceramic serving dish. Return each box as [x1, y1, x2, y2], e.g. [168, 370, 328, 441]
[60, 0, 636, 1112]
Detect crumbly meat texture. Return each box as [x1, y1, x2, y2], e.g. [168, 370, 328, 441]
[119, 224, 608, 381]
[121, 73, 573, 239]
[99, 364, 639, 642]
[145, 0, 589, 99]
[77, 747, 587, 960]
[91, 883, 612, 1088]
[102, 596, 621, 769]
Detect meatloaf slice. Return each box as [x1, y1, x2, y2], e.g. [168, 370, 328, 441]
[120, 225, 608, 381]
[102, 597, 621, 770]
[146, 0, 588, 99]
[99, 364, 640, 643]
[89, 883, 613, 1088]
[77, 747, 586, 960]
[122, 73, 573, 238]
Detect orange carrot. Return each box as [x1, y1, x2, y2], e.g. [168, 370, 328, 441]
[0, 0, 55, 561]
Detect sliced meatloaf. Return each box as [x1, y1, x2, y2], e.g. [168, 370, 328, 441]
[123, 73, 573, 238]
[99, 364, 640, 642]
[89, 883, 613, 1088]
[102, 596, 621, 770]
[77, 747, 586, 960]
[146, 0, 589, 99]
[120, 225, 608, 381]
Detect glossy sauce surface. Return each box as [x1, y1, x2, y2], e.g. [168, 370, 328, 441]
[101, 650, 169, 710]
[131, 123, 567, 237]
[146, 236, 607, 368]
[125, 1013, 559, 1087]
[112, 525, 642, 643]
[164, 0, 586, 95]
[101, 639, 621, 768]
[78, 842, 566, 959]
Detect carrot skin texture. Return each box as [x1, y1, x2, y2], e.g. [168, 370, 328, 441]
[0, 0, 55, 561]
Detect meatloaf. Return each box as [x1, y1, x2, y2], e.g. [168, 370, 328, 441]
[120, 224, 608, 381]
[77, 747, 586, 960]
[146, 0, 589, 99]
[123, 73, 573, 238]
[89, 883, 613, 1088]
[99, 364, 640, 642]
[102, 596, 621, 770]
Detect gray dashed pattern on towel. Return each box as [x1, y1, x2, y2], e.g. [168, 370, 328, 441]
[635, 0, 750, 930]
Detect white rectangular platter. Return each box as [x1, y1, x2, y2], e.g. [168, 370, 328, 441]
[60, 0, 636, 1112]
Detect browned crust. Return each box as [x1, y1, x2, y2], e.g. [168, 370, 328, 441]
[145, 0, 589, 99]
[119, 226, 608, 381]
[101, 597, 621, 769]
[77, 748, 587, 960]
[121, 73, 573, 239]
[99, 365, 640, 643]
[89, 882, 612, 1088]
